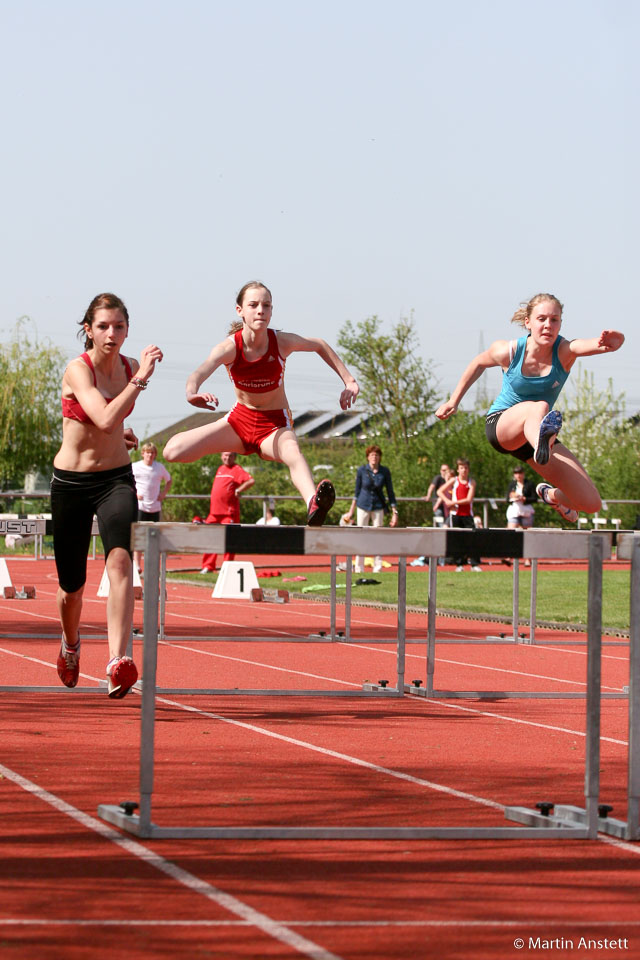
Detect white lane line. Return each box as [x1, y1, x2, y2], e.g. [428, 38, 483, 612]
[159, 641, 360, 687]
[430, 699, 627, 746]
[155, 696, 504, 811]
[3, 918, 640, 928]
[0, 762, 343, 960]
[160, 607, 307, 639]
[0, 644, 628, 746]
[343, 641, 626, 692]
[0, 645, 105, 687]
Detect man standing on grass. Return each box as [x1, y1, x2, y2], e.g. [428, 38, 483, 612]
[200, 452, 255, 574]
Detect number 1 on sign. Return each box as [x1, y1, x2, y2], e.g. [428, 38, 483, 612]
[237, 567, 244, 592]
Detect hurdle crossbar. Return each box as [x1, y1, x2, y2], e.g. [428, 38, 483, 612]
[97, 524, 608, 841]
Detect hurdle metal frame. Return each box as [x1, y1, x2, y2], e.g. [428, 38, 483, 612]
[535, 532, 640, 842]
[98, 523, 608, 840]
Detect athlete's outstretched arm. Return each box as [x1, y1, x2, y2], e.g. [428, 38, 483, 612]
[435, 340, 510, 420]
[566, 330, 625, 358]
[277, 332, 359, 410]
[185, 338, 236, 410]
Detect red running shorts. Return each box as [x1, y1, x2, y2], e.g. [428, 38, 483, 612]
[225, 403, 292, 456]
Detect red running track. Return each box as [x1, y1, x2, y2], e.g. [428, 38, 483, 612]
[0, 554, 638, 960]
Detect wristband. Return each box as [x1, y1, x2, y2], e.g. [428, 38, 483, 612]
[130, 377, 148, 390]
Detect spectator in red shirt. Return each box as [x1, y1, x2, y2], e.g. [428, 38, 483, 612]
[438, 458, 482, 572]
[200, 452, 255, 573]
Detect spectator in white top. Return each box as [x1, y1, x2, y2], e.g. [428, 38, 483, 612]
[256, 500, 281, 526]
[131, 442, 172, 572]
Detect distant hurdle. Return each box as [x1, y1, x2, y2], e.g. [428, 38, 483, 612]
[0, 518, 45, 598]
[98, 523, 615, 841]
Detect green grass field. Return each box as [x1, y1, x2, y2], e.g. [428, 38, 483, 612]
[172, 565, 631, 633]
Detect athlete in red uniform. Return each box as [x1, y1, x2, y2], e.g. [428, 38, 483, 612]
[163, 281, 359, 525]
[438, 458, 482, 571]
[200, 452, 255, 573]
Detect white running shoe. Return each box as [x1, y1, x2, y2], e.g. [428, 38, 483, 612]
[536, 483, 578, 524]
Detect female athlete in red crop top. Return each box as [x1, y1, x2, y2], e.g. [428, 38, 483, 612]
[163, 280, 359, 526]
[61, 351, 135, 423]
[52, 292, 163, 698]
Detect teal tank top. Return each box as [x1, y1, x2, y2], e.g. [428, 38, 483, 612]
[487, 335, 569, 415]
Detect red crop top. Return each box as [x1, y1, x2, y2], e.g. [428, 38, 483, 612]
[61, 352, 135, 425]
[227, 329, 285, 393]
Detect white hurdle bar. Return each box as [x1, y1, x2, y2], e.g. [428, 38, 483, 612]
[97, 524, 609, 841]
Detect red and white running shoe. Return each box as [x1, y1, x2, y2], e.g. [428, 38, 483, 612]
[106, 656, 138, 699]
[57, 636, 80, 688]
[307, 479, 335, 526]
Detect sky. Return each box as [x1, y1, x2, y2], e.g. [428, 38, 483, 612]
[1, 0, 637, 442]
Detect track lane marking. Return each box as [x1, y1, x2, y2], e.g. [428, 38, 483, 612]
[0, 645, 628, 746]
[341, 641, 626, 691]
[0, 762, 344, 960]
[3, 918, 640, 928]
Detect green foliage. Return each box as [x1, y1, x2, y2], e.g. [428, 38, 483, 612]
[337, 313, 441, 444]
[557, 367, 626, 472]
[0, 319, 67, 489]
[168, 567, 630, 632]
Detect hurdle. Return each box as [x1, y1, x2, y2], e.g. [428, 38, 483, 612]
[543, 532, 640, 841]
[415, 528, 627, 700]
[98, 523, 608, 840]
[0, 514, 47, 560]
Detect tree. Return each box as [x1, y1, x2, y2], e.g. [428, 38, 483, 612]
[337, 313, 441, 444]
[557, 366, 627, 472]
[0, 319, 67, 489]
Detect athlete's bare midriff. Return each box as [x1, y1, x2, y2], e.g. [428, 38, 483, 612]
[231, 383, 290, 412]
[53, 418, 131, 472]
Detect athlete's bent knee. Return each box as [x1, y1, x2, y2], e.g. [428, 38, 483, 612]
[162, 437, 180, 462]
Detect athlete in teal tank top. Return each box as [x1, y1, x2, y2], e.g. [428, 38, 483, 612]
[487, 334, 570, 415]
[435, 293, 624, 525]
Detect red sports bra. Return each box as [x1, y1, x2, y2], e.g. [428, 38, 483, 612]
[227, 329, 285, 393]
[61, 352, 134, 424]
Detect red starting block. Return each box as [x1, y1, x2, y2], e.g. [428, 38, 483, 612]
[3, 586, 16, 599]
[12, 585, 37, 599]
[250, 587, 289, 604]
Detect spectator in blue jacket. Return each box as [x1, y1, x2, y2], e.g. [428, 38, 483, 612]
[343, 445, 398, 573]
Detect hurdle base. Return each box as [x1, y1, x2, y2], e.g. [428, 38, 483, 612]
[504, 805, 593, 836]
[404, 686, 628, 700]
[97, 804, 591, 840]
[548, 804, 631, 840]
[362, 682, 401, 695]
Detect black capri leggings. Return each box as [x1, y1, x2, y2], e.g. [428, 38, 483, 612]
[51, 464, 138, 593]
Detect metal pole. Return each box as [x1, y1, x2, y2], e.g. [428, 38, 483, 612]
[330, 556, 337, 640]
[345, 556, 352, 642]
[528, 559, 538, 645]
[512, 558, 520, 641]
[396, 558, 406, 694]
[426, 556, 437, 697]
[139, 526, 161, 836]
[584, 533, 603, 839]
[159, 552, 167, 641]
[626, 536, 640, 840]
